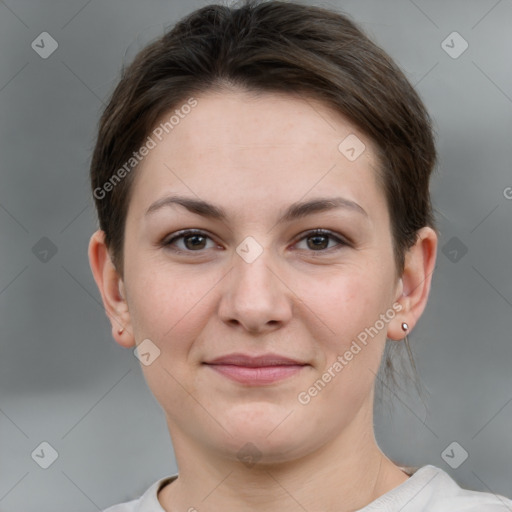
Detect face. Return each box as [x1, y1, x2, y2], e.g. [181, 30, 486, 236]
[119, 90, 403, 463]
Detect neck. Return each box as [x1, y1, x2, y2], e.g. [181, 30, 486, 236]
[158, 403, 409, 512]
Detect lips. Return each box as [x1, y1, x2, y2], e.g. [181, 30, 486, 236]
[205, 353, 307, 367]
[203, 353, 309, 385]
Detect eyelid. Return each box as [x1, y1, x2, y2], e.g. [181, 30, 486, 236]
[291, 228, 351, 248]
[162, 229, 219, 252]
[162, 228, 350, 254]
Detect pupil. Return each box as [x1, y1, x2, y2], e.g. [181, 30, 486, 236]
[186, 235, 205, 250]
[309, 235, 327, 250]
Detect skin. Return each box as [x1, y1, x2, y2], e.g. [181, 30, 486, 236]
[89, 89, 437, 512]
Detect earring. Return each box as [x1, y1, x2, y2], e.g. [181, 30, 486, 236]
[118, 327, 124, 335]
[401, 322, 409, 332]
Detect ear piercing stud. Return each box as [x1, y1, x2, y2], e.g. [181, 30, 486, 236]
[118, 327, 124, 335]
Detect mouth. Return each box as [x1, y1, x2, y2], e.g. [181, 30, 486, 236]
[202, 353, 309, 386]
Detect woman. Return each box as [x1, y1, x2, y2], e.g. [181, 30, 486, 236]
[88, 1, 512, 510]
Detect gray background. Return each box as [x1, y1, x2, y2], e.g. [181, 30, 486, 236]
[0, 0, 511, 510]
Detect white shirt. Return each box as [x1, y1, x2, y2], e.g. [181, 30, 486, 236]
[102, 465, 512, 511]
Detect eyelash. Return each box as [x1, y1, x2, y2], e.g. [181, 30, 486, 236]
[162, 228, 350, 255]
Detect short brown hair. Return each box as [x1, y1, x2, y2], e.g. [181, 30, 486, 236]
[89, 0, 437, 399]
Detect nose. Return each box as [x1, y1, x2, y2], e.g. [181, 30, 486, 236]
[217, 244, 293, 334]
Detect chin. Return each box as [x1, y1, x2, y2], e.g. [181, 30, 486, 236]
[218, 407, 306, 454]
[222, 401, 293, 431]
[215, 433, 307, 468]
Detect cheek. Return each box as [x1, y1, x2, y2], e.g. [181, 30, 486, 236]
[127, 262, 217, 349]
[299, 274, 388, 416]
[302, 266, 391, 402]
[129, 266, 217, 416]
[310, 268, 389, 345]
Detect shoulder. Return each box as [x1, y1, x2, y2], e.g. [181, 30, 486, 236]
[400, 465, 512, 511]
[101, 475, 178, 512]
[102, 499, 138, 512]
[428, 472, 512, 511]
[362, 465, 512, 511]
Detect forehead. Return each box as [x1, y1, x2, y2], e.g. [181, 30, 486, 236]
[155, 90, 370, 160]
[128, 89, 386, 222]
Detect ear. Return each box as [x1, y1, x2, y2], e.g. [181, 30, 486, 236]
[88, 229, 135, 348]
[387, 226, 437, 341]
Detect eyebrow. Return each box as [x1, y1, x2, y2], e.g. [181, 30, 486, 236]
[145, 194, 368, 224]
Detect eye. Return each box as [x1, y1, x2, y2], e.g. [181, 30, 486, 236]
[162, 228, 349, 254]
[163, 229, 218, 253]
[294, 229, 349, 252]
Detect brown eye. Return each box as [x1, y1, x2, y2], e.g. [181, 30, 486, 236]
[307, 234, 329, 250]
[183, 233, 207, 250]
[295, 229, 348, 252]
[163, 230, 216, 252]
